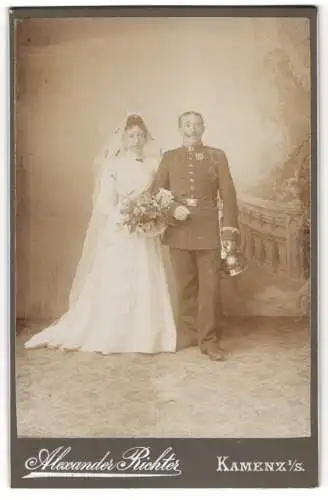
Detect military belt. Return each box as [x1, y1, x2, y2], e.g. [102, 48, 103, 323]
[178, 197, 218, 209]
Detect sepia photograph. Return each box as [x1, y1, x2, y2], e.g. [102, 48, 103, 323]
[13, 11, 313, 446]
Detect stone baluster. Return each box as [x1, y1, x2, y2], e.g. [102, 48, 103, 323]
[286, 215, 303, 280]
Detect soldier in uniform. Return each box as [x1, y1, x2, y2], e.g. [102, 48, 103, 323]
[152, 111, 240, 361]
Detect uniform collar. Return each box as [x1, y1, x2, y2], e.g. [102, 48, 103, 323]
[181, 142, 204, 151]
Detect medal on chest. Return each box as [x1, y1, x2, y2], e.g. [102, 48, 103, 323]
[184, 149, 208, 163]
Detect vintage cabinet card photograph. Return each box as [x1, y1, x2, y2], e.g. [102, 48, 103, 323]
[10, 5, 318, 488]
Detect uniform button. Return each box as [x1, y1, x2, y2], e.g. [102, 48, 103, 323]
[190, 178, 195, 183]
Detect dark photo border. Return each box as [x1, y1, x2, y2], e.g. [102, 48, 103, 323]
[9, 5, 318, 489]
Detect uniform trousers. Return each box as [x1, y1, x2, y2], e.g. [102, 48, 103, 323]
[169, 247, 223, 349]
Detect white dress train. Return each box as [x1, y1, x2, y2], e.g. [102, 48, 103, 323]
[24, 155, 177, 354]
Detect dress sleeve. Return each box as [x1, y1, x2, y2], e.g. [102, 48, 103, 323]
[94, 161, 118, 215]
[150, 152, 179, 220]
[150, 152, 170, 191]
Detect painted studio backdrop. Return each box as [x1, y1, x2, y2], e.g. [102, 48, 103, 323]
[15, 17, 311, 322]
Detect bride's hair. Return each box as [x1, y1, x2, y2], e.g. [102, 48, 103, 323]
[124, 114, 149, 138]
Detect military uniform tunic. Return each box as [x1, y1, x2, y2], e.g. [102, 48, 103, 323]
[154, 144, 239, 249]
[152, 143, 239, 350]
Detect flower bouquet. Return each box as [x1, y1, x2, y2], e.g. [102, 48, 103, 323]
[118, 188, 174, 237]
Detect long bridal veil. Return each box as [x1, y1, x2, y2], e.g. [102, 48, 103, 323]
[68, 117, 126, 308]
[68, 113, 177, 317]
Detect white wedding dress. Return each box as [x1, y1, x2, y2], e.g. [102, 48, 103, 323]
[24, 153, 177, 354]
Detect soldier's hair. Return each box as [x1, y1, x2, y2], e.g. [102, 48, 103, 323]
[178, 111, 204, 127]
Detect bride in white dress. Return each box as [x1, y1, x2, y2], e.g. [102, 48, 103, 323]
[24, 113, 177, 354]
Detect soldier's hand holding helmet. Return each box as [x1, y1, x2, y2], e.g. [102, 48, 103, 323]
[222, 239, 237, 253]
[221, 227, 240, 253]
[173, 205, 191, 221]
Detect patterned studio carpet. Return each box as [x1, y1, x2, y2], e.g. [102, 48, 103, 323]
[15, 317, 311, 438]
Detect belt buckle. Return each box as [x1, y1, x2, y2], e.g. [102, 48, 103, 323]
[185, 198, 198, 207]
